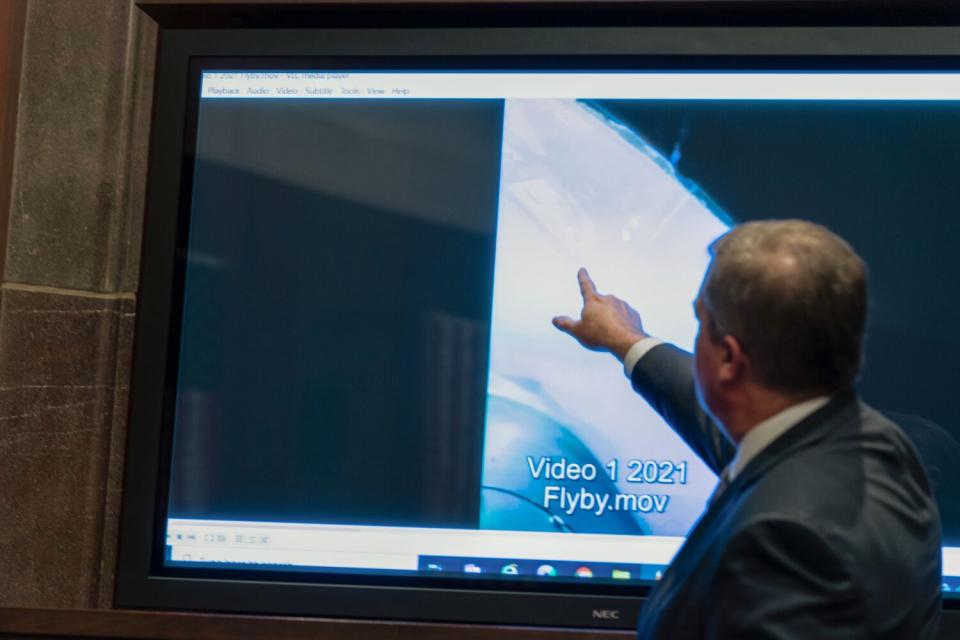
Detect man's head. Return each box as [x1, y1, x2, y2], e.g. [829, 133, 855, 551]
[693, 220, 868, 435]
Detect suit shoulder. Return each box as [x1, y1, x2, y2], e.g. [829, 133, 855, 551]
[755, 403, 931, 501]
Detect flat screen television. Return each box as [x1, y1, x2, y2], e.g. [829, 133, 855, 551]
[118, 6, 960, 630]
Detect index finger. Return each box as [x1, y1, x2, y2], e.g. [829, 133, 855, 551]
[578, 267, 599, 302]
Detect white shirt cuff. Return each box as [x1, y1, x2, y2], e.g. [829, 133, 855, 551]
[623, 337, 665, 379]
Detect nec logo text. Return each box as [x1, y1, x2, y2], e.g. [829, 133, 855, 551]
[592, 609, 620, 620]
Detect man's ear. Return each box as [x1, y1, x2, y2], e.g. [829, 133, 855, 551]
[717, 334, 747, 385]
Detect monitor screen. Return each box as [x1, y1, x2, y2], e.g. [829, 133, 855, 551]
[161, 67, 960, 601]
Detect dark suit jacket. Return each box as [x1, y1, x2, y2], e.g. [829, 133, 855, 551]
[632, 343, 942, 639]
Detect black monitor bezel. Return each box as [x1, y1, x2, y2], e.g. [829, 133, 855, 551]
[116, 23, 960, 629]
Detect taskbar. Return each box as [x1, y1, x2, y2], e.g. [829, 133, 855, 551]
[165, 518, 960, 594]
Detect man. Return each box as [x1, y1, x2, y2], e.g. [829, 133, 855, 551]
[553, 220, 941, 638]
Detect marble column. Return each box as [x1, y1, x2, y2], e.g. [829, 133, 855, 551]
[0, 0, 155, 609]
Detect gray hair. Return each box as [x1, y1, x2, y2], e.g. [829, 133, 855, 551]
[701, 220, 868, 395]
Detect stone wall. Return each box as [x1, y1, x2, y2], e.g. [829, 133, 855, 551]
[0, 0, 155, 609]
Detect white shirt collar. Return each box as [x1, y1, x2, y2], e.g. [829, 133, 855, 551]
[727, 395, 831, 481]
[621, 337, 833, 484]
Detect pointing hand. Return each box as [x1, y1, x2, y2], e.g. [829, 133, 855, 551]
[552, 268, 648, 361]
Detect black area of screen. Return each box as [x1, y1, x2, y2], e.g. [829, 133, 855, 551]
[168, 98, 504, 527]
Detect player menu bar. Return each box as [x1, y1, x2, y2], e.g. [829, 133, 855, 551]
[200, 71, 960, 101]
